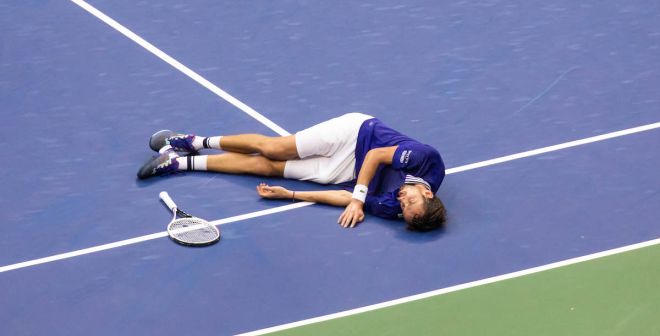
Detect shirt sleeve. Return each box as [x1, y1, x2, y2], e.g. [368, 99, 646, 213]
[391, 143, 440, 172]
[364, 192, 401, 219]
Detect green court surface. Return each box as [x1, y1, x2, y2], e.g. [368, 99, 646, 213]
[271, 243, 660, 336]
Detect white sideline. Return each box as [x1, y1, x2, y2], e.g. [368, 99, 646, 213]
[0, 202, 313, 273]
[69, 0, 290, 136]
[237, 237, 660, 336]
[1, 121, 658, 273]
[445, 121, 660, 174]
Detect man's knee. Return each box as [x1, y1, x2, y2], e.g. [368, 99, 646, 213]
[260, 137, 297, 160]
[251, 156, 284, 177]
[260, 142, 284, 158]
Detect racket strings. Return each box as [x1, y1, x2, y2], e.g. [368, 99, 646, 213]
[168, 218, 219, 244]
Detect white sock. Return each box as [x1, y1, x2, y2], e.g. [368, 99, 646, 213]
[191, 137, 205, 151]
[192, 136, 223, 151]
[208, 136, 222, 150]
[176, 155, 208, 171]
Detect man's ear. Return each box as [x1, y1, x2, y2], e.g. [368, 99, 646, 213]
[422, 189, 434, 199]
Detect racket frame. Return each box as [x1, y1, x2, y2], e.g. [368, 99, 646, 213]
[160, 192, 220, 247]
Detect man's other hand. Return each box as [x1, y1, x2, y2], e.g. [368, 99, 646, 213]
[256, 183, 292, 199]
[338, 199, 365, 228]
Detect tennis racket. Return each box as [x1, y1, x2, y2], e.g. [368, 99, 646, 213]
[159, 191, 220, 247]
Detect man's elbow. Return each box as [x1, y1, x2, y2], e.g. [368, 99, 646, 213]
[370, 147, 395, 164]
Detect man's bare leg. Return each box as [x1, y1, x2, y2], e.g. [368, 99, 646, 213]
[153, 131, 299, 161]
[218, 134, 298, 161]
[140, 134, 291, 179]
[206, 152, 286, 177]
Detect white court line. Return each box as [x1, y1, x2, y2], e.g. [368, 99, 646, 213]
[238, 237, 660, 336]
[69, 0, 291, 136]
[0, 202, 313, 273]
[445, 121, 660, 174]
[1, 121, 658, 274]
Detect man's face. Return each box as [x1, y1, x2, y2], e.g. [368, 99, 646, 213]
[397, 184, 433, 222]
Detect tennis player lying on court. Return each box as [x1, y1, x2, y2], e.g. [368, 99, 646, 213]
[138, 113, 446, 231]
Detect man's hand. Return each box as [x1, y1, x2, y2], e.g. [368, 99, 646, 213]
[338, 199, 365, 228]
[256, 183, 292, 199]
[335, 146, 395, 228]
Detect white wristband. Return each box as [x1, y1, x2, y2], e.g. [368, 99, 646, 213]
[352, 184, 368, 203]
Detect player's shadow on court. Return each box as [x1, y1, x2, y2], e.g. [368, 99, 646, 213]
[375, 216, 447, 243]
[134, 170, 220, 188]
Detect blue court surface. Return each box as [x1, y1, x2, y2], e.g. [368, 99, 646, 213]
[1, 1, 659, 335]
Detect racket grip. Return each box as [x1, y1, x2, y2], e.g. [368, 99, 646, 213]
[159, 191, 178, 211]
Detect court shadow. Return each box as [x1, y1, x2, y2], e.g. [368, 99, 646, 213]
[373, 217, 448, 243]
[398, 224, 448, 243]
[133, 170, 217, 188]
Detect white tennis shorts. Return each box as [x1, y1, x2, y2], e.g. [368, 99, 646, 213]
[284, 112, 373, 184]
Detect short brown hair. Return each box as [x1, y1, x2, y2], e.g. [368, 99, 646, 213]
[406, 196, 446, 232]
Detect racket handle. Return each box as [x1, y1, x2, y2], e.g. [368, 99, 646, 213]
[159, 191, 178, 211]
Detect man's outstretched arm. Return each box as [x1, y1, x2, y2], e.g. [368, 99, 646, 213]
[256, 146, 397, 228]
[257, 183, 352, 206]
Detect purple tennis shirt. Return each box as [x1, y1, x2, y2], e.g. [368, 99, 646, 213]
[353, 118, 445, 219]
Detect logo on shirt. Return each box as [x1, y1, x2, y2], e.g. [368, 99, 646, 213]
[400, 150, 411, 164]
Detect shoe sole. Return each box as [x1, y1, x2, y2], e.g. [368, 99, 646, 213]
[149, 129, 174, 152]
[137, 152, 177, 179]
[137, 154, 161, 179]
